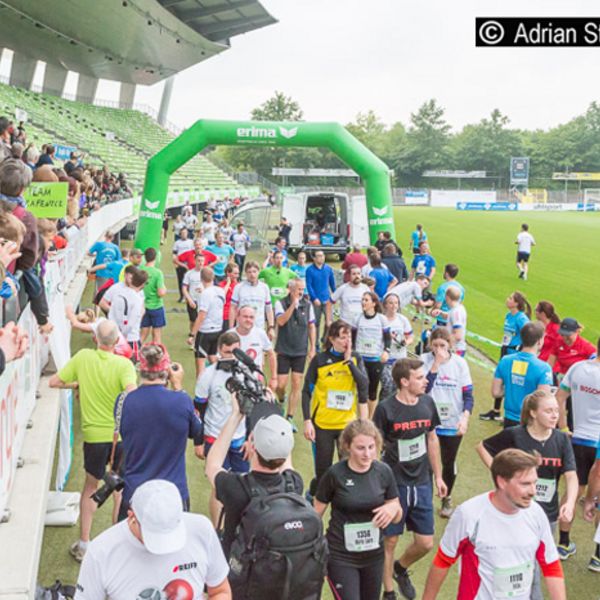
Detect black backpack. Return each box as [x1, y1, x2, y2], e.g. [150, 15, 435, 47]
[228, 471, 328, 600]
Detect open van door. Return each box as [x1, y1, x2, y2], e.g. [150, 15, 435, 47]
[281, 194, 305, 247]
[350, 195, 370, 247]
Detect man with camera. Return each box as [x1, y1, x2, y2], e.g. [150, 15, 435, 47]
[75, 479, 231, 600]
[116, 343, 204, 520]
[195, 331, 250, 523]
[49, 319, 137, 563]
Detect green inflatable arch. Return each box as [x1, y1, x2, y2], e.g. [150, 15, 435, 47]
[135, 119, 395, 250]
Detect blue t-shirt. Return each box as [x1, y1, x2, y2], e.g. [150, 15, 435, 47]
[371, 267, 395, 299]
[435, 281, 465, 324]
[411, 230, 427, 250]
[89, 240, 121, 266]
[494, 351, 553, 421]
[411, 254, 436, 277]
[118, 385, 202, 503]
[272, 247, 289, 267]
[290, 264, 307, 280]
[502, 311, 530, 351]
[97, 259, 126, 282]
[207, 243, 234, 277]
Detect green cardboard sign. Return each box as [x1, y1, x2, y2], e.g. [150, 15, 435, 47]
[24, 182, 69, 218]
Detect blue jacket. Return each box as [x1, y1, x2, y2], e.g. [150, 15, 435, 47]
[305, 263, 336, 302]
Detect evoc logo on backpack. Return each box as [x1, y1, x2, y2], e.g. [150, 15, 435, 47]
[284, 520, 303, 530]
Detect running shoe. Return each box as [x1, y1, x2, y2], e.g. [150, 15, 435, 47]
[588, 556, 600, 572]
[393, 561, 416, 600]
[518, 271, 524, 279]
[440, 496, 454, 519]
[479, 409, 502, 422]
[286, 415, 298, 433]
[557, 542, 577, 560]
[382, 592, 398, 600]
[69, 541, 86, 563]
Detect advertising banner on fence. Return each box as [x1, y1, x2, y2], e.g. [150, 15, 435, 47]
[431, 190, 497, 208]
[456, 202, 517, 211]
[519, 202, 573, 211]
[404, 190, 429, 205]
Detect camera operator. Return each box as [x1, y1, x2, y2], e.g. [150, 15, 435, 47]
[49, 319, 137, 563]
[195, 331, 250, 524]
[117, 343, 204, 520]
[74, 479, 231, 600]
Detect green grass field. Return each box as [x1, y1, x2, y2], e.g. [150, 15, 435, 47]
[38, 210, 600, 599]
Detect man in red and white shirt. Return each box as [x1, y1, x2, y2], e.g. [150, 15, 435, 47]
[423, 449, 565, 600]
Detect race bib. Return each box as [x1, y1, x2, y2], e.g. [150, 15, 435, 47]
[435, 400, 454, 424]
[397, 434, 427, 462]
[357, 337, 378, 355]
[492, 561, 533, 598]
[343, 522, 380, 552]
[327, 391, 354, 411]
[271, 287, 285, 298]
[535, 478, 557, 503]
[502, 333, 513, 346]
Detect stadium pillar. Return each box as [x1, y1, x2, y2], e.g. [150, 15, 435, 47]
[42, 63, 68, 98]
[76, 74, 98, 104]
[9, 52, 37, 90]
[135, 119, 394, 251]
[119, 82, 136, 109]
[158, 77, 175, 127]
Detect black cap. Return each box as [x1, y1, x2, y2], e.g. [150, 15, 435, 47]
[558, 318, 580, 335]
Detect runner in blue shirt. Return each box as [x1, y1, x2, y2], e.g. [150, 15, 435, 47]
[207, 232, 234, 281]
[501, 291, 531, 356]
[410, 224, 427, 254]
[290, 250, 308, 280]
[410, 242, 436, 279]
[432, 264, 464, 326]
[490, 322, 552, 427]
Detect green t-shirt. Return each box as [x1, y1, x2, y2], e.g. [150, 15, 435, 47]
[259, 266, 298, 304]
[58, 349, 137, 443]
[141, 264, 165, 309]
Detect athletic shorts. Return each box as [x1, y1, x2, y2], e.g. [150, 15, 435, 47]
[204, 440, 249, 474]
[141, 307, 166, 329]
[195, 330, 220, 358]
[83, 441, 123, 480]
[572, 442, 597, 485]
[517, 251, 530, 263]
[383, 483, 434, 537]
[277, 354, 307, 375]
[186, 304, 198, 323]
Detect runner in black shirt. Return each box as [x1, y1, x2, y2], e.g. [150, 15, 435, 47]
[476, 389, 577, 600]
[374, 358, 446, 600]
[315, 419, 401, 600]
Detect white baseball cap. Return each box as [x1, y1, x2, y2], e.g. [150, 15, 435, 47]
[253, 414, 294, 460]
[130, 480, 186, 555]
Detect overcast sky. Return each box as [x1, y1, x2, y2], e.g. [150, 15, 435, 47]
[3, 0, 599, 132]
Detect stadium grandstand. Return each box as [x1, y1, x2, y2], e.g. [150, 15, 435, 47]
[0, 2, 276, 598]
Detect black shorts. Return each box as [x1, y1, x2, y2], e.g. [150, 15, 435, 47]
[83, 441, 123, 480]
[277, 354, 307, 375]
[572, 442, 597, 485]
[517, 251, 530, 263]
[186, 304, 198, 323]
[195, 330, 220, 358]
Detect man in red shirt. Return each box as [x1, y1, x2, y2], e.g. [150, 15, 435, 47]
[549, 318, 596, 376]
[178, 238, 217, 270]
[341, 243, 368, 282]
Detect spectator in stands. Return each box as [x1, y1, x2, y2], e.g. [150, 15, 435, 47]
[0, 321, 28, 376]
[10, 142, 24, 161]
[32, 164, 59, 182]
[64, 151, 80, 175]
[35, 144, 55, 168]
[49, 320, 137, 563]
[23, 144, 39, 171]
[0, 116, 11, 162]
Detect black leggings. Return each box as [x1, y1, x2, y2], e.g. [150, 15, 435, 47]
[439, 435, 463, 495]
[327, 556, 384, 600]
[310, 425, 342, 495]
[175, 265, 187, 297]
[363, 360, 383, 400]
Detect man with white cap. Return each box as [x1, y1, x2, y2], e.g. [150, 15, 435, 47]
[74, 479, 231, 600]
[205, 401, 303, 560]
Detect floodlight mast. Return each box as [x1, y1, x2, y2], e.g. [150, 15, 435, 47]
[134, 119, 395, 250]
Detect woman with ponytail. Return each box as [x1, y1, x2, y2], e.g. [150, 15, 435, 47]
[535, 300, 561, 363]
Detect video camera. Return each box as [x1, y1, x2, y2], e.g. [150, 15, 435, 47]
[220, 348, 270, 416]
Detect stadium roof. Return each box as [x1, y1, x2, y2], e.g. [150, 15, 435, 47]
[0, 0, 276, 85]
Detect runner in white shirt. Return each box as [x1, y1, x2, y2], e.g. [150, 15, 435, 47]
[201, 213, 218, 244]
[379, 293, 414, 404]
[515, 223, 536, 281]
[229, 305, 277, 389]
[331, 265, 369, 324]
[74, 480, 230, 600]
[423, 449, 565, 600]
[422, 328, 473, 519]
[385, 275, 430, 309]
[190, 268, 225, 377]
[445, 286, 468, 356]
[230, 222, 251, 271]
[230, 260, 274, 332]
[172, 227, 194, 302]
[183, 210, 198, 236]
[182, 253, 205, 337]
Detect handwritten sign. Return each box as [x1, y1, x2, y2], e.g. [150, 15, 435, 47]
[24, 182, 69, 218]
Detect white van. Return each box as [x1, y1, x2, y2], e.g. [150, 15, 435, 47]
[281, 191, 369, 259]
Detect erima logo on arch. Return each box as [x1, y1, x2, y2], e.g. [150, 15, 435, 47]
[236, 126, 298, 139]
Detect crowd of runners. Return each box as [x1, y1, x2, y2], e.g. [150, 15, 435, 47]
[49, 207, 600, 600]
